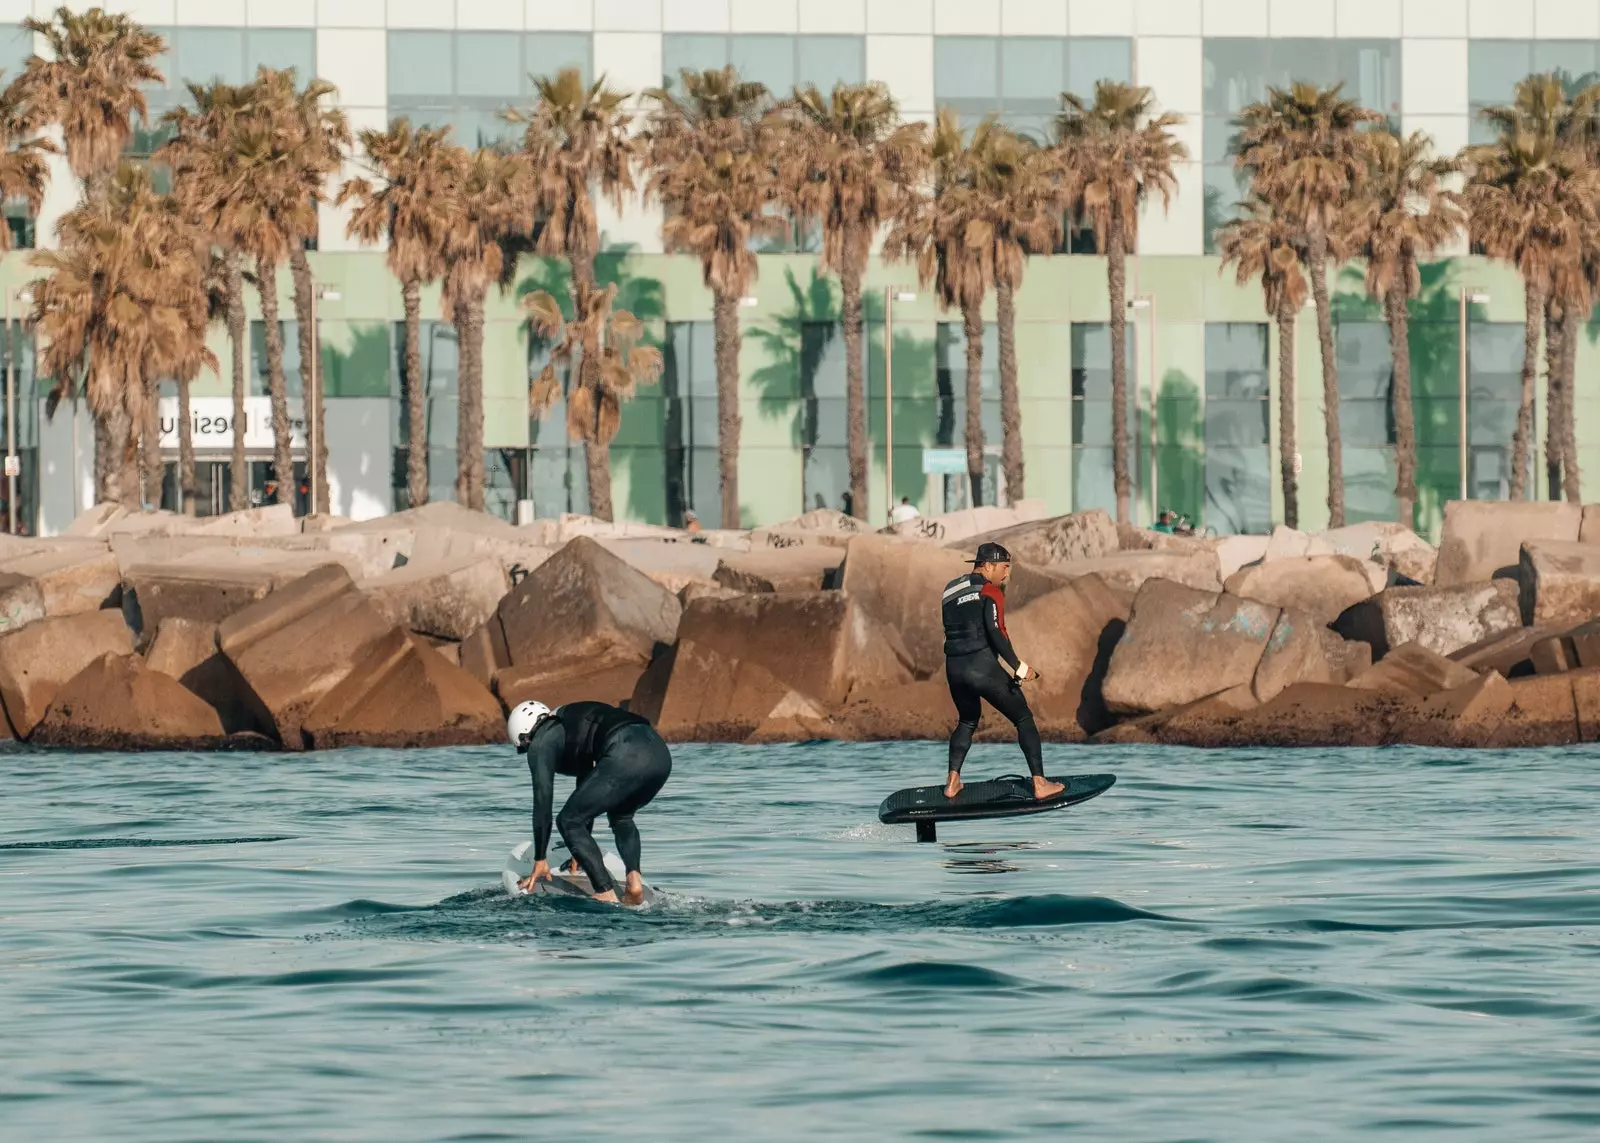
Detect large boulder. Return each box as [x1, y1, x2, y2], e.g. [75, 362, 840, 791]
[1185, 682, 1420, 748]
[656, 592, 913, 740]
[0, 610, 133, 737]
[1436, 500, 1581, 587]
[1321, 522, 1438, 586]
[1449, 626, 1548, 679]
[597, 538, 722, 594]
[1004, 574, 1129, 739]
[838, 535, 969, 677]
[0, 572, 46, 636]
[1347, 641, 1479, 697]
[145, 617, 263, 735]
[1334, 580, 1521, 660]
[1518, 540, 1600, 628]
[1394, 672, 1515, 747]
[1492, 674, 1580, 747]
[1048, 549, 1222, 594]
[496, 658, 651, 712]
[121, 549, 357, 638]
[361, 554, 509, 641]
[217, 565, 395, 748]
[495, 536, 681, 678]
[949, 509, 1118, 568]
[882, 500, 1048, 544]
[31, 652, 232, 750]
[1224, 554, 1377, 626]
[712, 546, 845, 594]
[1214, 534, 1272, 580]
[1101, 579, 1279, 715]
[301, 627, 503, 749]
[0, 546, 120, 617]
[1252, 608, 1340, 703]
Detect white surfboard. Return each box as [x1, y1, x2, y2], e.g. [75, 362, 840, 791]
[501, 840, 636, 900]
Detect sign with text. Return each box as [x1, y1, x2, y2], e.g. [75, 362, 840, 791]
[3, 456, 17, 477]
[921, 448, 967, 475]
[157, 397, 306, 453]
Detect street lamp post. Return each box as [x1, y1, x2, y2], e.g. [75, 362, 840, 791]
[884, 288, 915, 522]
[309, 283, 340, 515]
[4, 286, 30, 534]
[1130, 295, 1155, 524]
[1458, 286, 1488, 500]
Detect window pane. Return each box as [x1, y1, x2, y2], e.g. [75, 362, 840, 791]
[1339, 40, 1400, 117]
[1469, 40, 1533, 107]
[935, 37, 999, 103]
[733, 35, 796, 95]
[175, 27, 245, 87]
[0, 24, 31, 81]
[1531, 40, 1597, 84]
[804, 446, 849, 513]
[525, 32, 591, 88]
[662, 34, 728, 86]
[1206, 322, 1269, 400]
[1067, 38, 1132, 98]
[1070, 322, 1135, 401]
[1204, 38, 1273, 116]
[457, 105, 515, 148]
[802, 322, 848, 401]
[797, 35, 864, 90]
[389, 31, 452, 98]
[1002, 38, 1065, 104]
[247, 29, 314, 78]
[1336, 322, 1393, 399]
[252, 321, 304, 399]
[1073, 447, 1115, 513]
[1344, 447, 1397, 521]
[457, 32, 521, 98]
[1206, 447, 1272, 534]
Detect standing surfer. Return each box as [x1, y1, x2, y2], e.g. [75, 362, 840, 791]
[940, 542, 1062, 802]
[508, 700, 673, 905]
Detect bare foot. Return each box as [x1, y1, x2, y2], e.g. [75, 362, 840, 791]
[944, 772, 963, 799]
[592, 889, 620, 904]
[622, 873, 646, 906]
[1033, 776, 1065, 800]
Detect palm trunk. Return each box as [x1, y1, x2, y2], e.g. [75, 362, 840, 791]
[961, 301, 986, 508]
[582, 357, 614, 522]
[115, 406, 139, 508]
[1307, 227, 1344, 527]
[141, 377, 162, 508]
[256, 258, 293, 508]
[996, 278, 1023, 504]
[178, 377, 196, 515]
[1386, 282, 1416, 529]
[841, 265, 867, 520]
[1276, 302, 1300, 530]
[288, 245, 326, 515]
[1561, 306, 1582, 502]
[402, 277, 427, 508]
[225, 256, 249, 512]
[1108, 224, 1130, 524]
[454, 296, 486, 512]
[1544, 299, 1564, 500]
[1510, 276, 1543, 500]
[712, 289, 742, 529]
[93, 411, 113, 504]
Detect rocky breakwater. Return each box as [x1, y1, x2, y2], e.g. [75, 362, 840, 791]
[13, 497, 1600, 751]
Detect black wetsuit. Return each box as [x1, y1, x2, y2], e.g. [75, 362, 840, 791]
[941, 572, 1043, 778]
[525, 701, 673, 894]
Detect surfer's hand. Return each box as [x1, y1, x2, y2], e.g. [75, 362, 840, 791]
[1015, 661, 1037, 682]
[564, 858, 581, 875]
[519, 860, 553, 891]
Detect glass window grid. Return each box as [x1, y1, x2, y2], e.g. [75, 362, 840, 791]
[1466, 321, 1526, 500]
[1202, 38, 1401, 251]
[934, 36, 1133, 144]
[1203, 323, 1271, 534]
[386, 31, 592, 148]
[389, 320, 459, 509]
[661, 34, 865, 97]
[1467, 40, 1600, 145]
[1070, 322, 1138, 515]
[522, 325, 588, 517]
[662, 321, 721, 526]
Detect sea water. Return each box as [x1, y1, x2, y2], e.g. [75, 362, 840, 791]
[3, 742, 1598, 1141]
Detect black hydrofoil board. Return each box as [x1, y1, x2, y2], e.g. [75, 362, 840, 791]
[878, 773, 1115, 841]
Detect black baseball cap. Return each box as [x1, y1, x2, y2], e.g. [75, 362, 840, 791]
[972, 542, 1012, 565]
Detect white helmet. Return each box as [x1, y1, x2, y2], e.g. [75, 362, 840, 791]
[507, 700, 552, 749]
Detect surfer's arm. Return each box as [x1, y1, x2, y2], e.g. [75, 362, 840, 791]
[980, 584, 1022, 672]
[527, 722, 564, 862]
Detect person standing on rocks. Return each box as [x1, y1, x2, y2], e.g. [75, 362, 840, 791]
[940, 541, 1061, 802]
[509, 700, 673, 905]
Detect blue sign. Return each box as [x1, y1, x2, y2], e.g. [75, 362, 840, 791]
[921, 448, 967, 475]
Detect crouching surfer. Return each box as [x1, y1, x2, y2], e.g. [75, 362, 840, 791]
[941, 541, 1062, 802]
[508, 700, 673, 905]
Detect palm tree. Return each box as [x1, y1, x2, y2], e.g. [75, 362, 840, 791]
[509, 68, 639, 521]
[30, 163, 214, 504]
[7, 6, 165, 503]
[642, 66, 782, 530]
[525, 282, 663, 488]
[1236, 82, 1379, 528]
[254, 69, 350, 516]
[1345, 129, 1463, 526]
[338, 120, 459, 510]
[885, 110, 993, 505]
[781, 82, 927, 521]
[162, 80, 255, 512]
[1463, 104, 1600, 500]
[439, 146, 528, 512]
[1057, 81, 1186, 525]
[1216, 198, 1310, 529]
[1476, 74, 1600, 502]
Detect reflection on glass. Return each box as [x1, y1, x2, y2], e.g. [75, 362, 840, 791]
[1204, 323, 1271, 534]
[1467, 322, 1524, 500]
[1071, 322, 1138, 515]
[662, 321, 721, 527]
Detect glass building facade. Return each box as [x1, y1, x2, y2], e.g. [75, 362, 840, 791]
[0, 6, 1585, 537]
